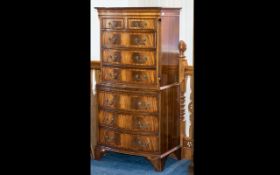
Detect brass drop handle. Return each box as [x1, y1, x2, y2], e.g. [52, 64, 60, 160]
[105, 135, 115, 142]
[133, 139, 149, 148]
[141, 22, 147, 28]
[108, 21, 119, 28]
[133, 36, 146, 45]
[137, 120, 148, 129]
[105, 98, 114, 106]
[143, 57, 147, 62]
[104, 114, 115, 125]
[134, 55, 140, 61]
[132, 54, 147, 64]
[109, 35, 120, 44]
[104, 115, 110, 124]
[134, 73, 141, 80]
[132, 21, 147, 28]
[137, 101, 150, 109]
[133, 37, 140, 44]
[109, 55, 119, 62]
[113, 54, 119, 61]
[109, 72, 119, 79]
[134, 73, 147, 81]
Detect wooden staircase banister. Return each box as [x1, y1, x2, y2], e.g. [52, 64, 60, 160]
[178, 40, 194, 161]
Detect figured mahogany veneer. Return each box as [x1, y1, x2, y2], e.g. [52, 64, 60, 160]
[102, 32, 155, 49]
[98, 110, 159, 133]
[101, 67, 156, 85]
[102, 49, 156, 67]
[98, 90, 158, 112]
[95, 7, 181, 172]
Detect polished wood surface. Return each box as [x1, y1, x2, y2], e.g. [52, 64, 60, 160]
[101, 67, 156, 85]
[128, 18, 155, 30]
[101, 18, 125, 29]
[94, 7, 182, 172]
[102, 49, 156, 67]
[98, 90, 158, 112]
[102, 31, 155, 49]
[99, 128, 159, 152]
[98, 110, 159, 133]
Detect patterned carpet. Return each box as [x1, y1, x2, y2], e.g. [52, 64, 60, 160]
[91, 152, 191, 175]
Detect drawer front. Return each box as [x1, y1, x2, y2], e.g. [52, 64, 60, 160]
[101, 18, 124, 29]
[102, 32, 155, 48]
[99, 128, 159, 152]
[101, 67, 156, 85]
[102, 49, 156, 66]
[128, 18, 155, 30]
[99, 110, 159, 133]
[98, 91, 158, 112]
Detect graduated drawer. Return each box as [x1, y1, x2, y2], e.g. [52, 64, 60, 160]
[102, 31, 155, 48]
[101, 67, 156, 85]
[127, 18, 155, 30]
[101, 18, 124, 29]
[98, 90, 158, 113]
[99, 128, 159, 152]
[98, 110, 159, 133]
[102, 49, 156, 67]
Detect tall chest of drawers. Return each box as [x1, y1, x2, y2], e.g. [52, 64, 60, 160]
[94, 7, 181, 172]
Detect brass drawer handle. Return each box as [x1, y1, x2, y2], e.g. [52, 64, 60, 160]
[136, 120, 149, 129]
[132, 53, 147, 64]
[109, 73, 118, 79]
[104, 114, 115, 125]
[108, 21, 121, 28]
[134, 74, 148, 81]
[109, 72, 119, 80]
[137, 101, 150, 109]
[105, 97, 118, 106]
[133, 139, 149, 148]
[105, 98, 113, 106]
[131, 21, 147, 28]
[131, 35, 146, 45]
[109, 34, 120, 44]
[104, 135, 115, 142]
[109, 52, 121, 62]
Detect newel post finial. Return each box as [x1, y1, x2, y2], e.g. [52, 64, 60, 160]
[178, 40, 187, 58]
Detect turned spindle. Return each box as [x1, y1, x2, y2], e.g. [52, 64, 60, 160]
[178, 40, 187, 58]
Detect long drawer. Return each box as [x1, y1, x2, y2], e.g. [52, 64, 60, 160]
[97, 90, 158, 113]
[102, 31, 155, 48]
[102, 49, 156, 67]
[99, 128, 159, 152]
[101, 67, 156, 85]
[98, 110, 159, 133]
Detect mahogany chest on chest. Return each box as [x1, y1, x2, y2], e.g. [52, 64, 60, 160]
[94, 7, 181, 171]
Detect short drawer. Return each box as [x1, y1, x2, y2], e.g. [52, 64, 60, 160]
[101, 18, 124, 29]
[98, 110, 159, 133]
[98, 90, 158, 113]
[102, 49, 156, 67]
[101, 67, 156, 85]
[127, 18, 155, 30]
[99, 128, 159, 152]
[102, 32, 155, 48]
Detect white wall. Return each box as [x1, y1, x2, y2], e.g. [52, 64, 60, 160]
[91, 0, 193, 136]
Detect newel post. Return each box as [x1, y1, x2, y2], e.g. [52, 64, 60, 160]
[178, 41, 188, 155]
